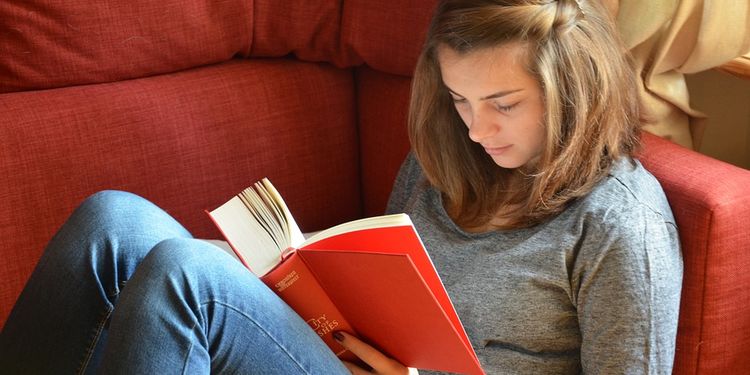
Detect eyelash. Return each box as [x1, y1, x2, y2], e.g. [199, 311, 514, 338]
[494, 103, 518, 113]
[451, 97, 518, 113]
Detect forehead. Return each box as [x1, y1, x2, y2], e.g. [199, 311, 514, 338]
[437, 42, 536, 93]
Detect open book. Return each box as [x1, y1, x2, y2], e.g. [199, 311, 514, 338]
[207, 178, 484, 375]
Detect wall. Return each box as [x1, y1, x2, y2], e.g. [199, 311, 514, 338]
[686, 69, 750, 170]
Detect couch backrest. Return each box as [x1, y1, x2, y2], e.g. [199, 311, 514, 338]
[0, 0, 436, 328]
[0, 0, 435, 93]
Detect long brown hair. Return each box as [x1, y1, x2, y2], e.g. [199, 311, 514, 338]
[409, 0, 641, 229]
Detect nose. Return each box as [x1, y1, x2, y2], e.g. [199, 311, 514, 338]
[467, 109, 499, 143]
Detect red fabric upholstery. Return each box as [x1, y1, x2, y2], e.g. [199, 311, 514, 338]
[356, 67, 413, 216]
[640, 133, 750, 374]
[237, 0, 437, 74]
[1, 1, 748, 373]
[0, 0, 253, 93]
[342, 0, 436, 76]
[250, 0, 358, 64]
[0, 0, 438, 93]
[0, 59, 361, 326]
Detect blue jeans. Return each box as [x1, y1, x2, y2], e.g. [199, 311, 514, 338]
[0, 191, 349, 374]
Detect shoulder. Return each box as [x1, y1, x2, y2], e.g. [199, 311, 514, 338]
[386, 152, 430, 215]
[577, 158, 677, 236]
[396, 152, 423, 183]
[561, 158, 681, 277]
[565, 158, 681, 284]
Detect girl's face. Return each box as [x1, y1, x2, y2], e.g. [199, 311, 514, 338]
[438, 43, 546, 169]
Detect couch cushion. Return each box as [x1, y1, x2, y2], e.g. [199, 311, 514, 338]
[0, 0, 440, 93]
[251, 0, 437, 76]
[0, 58, 361, 327]
[250, 1, 357, 65]
[342, 0, 437, 76]
[356, 67, 413, 216]
[0, 0, 253, 93]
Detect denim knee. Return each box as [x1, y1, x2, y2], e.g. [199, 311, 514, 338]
[142, 238, 246, 282]
[77, 190, 157, 224]
[70, 190, 191, 240]
[40, 190, 193, 299]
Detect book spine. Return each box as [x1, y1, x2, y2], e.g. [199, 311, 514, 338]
[260, 251, 358, 362]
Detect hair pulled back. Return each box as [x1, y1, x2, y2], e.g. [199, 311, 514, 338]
[409, 0, 641, 229]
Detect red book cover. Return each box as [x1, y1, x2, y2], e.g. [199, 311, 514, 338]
[260, 251, 359, 363]
[297, 225, 484, 375]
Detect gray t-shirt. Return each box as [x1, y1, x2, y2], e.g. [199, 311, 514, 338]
[386, 154, 682, 374]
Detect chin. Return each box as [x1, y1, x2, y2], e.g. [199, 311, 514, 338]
[490, 151, 541, 170]
[491, 157, 527, 169]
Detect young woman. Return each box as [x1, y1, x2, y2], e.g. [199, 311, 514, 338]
[0, 0, 681, 374]
[388, 0, 682, 373]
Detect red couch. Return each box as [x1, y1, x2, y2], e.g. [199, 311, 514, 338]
[1, 1, 748, 373]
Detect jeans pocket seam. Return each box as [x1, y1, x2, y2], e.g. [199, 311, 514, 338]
[75, 305, 113, 375]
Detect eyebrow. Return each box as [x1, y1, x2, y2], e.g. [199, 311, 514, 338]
[446, 86, 523, 101]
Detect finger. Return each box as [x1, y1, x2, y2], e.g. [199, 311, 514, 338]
[335, 331, 403, 374]
[341, 360, 372, 375]
[335, 331, 389, 366]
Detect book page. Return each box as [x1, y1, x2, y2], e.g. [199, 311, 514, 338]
[301, 214, 411, 248]
[208, 196, 281, 276]
[208, 178, 306, 277]
[239, 184, 286, 250]
[260, 178, 306, 248]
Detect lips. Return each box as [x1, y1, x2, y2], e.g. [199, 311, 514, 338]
[482, 145, 512, 155]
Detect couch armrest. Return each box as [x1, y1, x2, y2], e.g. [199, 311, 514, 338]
[639, 132, 750, 374]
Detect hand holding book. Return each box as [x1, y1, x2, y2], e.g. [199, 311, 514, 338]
[207, 178, 485, 375]
[334, 331, 418, 375]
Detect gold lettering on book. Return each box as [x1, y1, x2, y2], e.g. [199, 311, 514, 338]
[275, 271, 299, 292]
[306, 314, 340, 337]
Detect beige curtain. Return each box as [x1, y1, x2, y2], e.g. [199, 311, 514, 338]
[604, 0, 750, 149]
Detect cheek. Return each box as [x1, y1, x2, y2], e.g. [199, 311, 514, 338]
[513, 114, 545, 151]
[454, 105, 472, 127]
[526, 121, 546, 154]
[523, 103, 546, 147]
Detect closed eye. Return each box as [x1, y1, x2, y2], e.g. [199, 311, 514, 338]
[494, 102, 518, 113]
